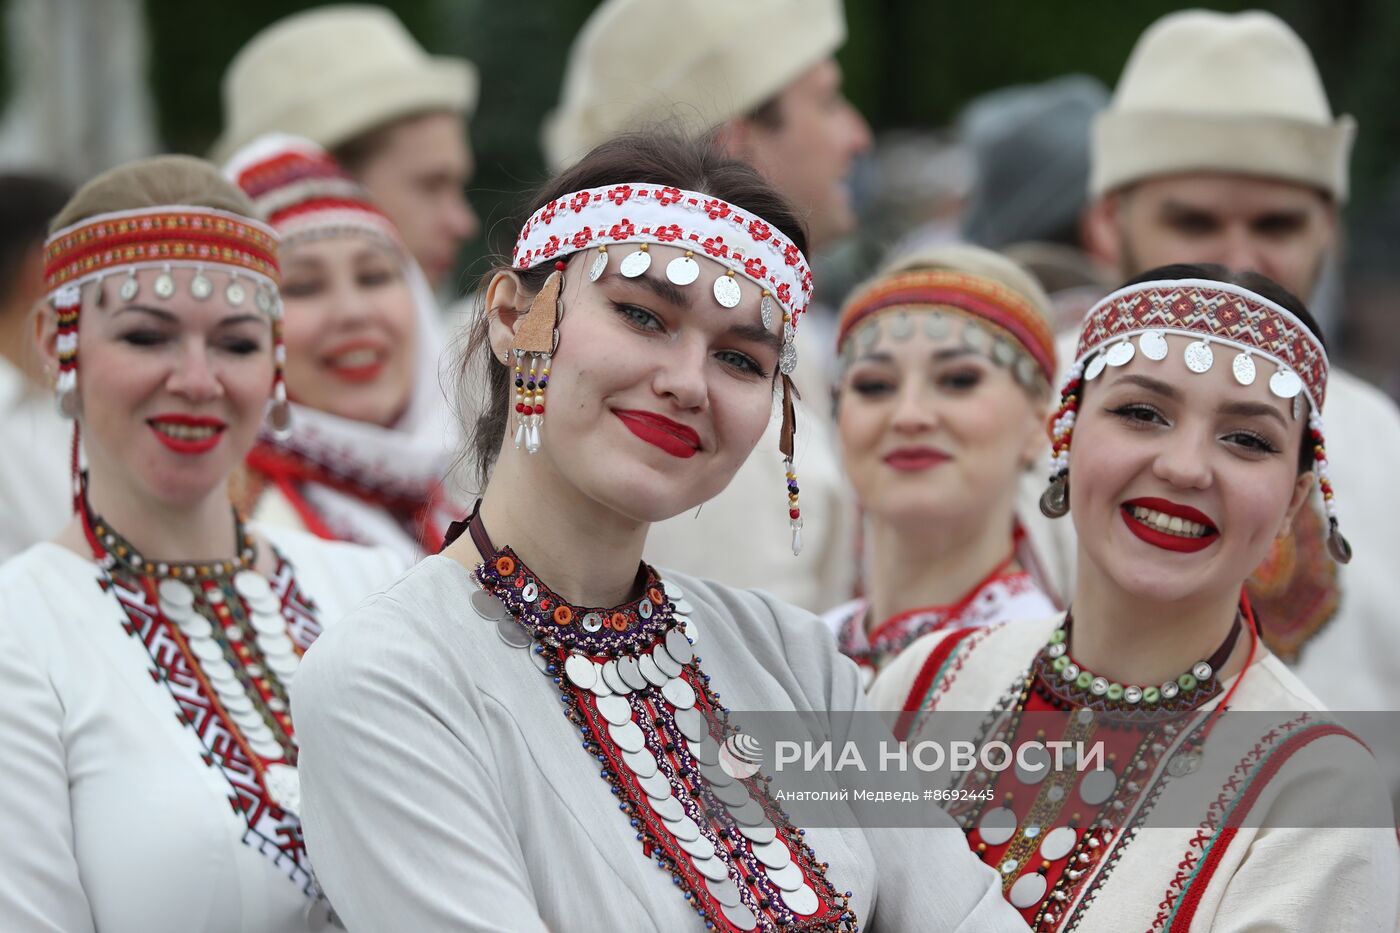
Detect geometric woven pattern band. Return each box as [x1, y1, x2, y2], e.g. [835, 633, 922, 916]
[512, 182, 813, 323]
[44, 205, 280, 298]
[1076, 278, 1328, 411]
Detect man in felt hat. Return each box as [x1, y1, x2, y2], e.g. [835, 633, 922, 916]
[215, 5, 478, 290]
[1024, 10, 1400, 798]
[542, 0, 871, 613]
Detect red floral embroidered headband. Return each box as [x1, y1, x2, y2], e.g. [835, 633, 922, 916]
[1042, 278, 1348, 562]
[43, 206, 287, 435]
[836, 269, 1057, 388]
[512, 183, 813, 377]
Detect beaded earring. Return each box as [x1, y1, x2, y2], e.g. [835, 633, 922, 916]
[511, 261, 564, 455]
[1308, 412, 1351, 563]
[1040, 360, 1084, 518]
[780, 374, 803, 554]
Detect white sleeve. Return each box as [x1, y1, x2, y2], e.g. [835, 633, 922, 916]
[292, 600, 550, 932]
[0, 611, 95, 932]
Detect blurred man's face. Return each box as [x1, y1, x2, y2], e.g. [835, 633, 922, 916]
[1098, 173, 1337, 299]
[356, 112, 479, 290]
[734, 57, 872, 252]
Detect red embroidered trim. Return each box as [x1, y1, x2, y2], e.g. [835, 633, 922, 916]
[892, 626, 981, 740]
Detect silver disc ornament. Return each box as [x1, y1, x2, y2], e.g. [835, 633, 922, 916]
[1183, 340, 1215, 373]
[620, 248, 651, 278]
[1138, 329, 1169, 361]
[665, 253, 700, 286]
[1269, 368, 1303, 399]
[1105, 340, 1135, 367]
[589, 249, 608, 282]
[713, 273, 742, 308]
[1084, 352, 1108, 381]
[1232, 352, 1257, 386]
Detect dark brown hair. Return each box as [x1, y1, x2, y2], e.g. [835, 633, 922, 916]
[453, 133, 807, 491]
[1116, 263, 1324, 473]
[0, 174, 71, 298]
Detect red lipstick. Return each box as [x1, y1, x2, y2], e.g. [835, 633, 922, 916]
[883, 446, 951, 472]
[1120, 496, 1219, 554]
[147, 414, 227, 456]
[615, 409, 701, 459]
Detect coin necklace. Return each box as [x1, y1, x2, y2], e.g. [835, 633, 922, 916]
[467, 512, 857, 933]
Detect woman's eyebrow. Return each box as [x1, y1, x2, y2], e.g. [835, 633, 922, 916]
[1111, 373, 1180, 399]
[725, 320, 782, 354]
[114, 304, 177, 322]
[1218, 399, 1288, 428]
[600, 271, 690, 309]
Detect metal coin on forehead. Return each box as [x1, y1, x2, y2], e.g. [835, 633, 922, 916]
[962, 322, 993, 353]
[621, 747, 658, 778]
[1105, 340, 1135, 367]
[782, 883, 820, 916]
[857, 319, 881, 353]
[637, 653, 669, 687]
[1084, 352, 1108, 381]
[678, 831, 717, 861]
[666, 814, 701, 842]
[564, 654, 598, 690]
[1183, 340, 1215, 374]
[601, 660, 631, 695]
[664, 629, 694, 667]
[153, 272, 176, 300]
[689, 852, 732, 883]
[596, 694, 633, 727]
[672, 706, 708, 743]
[190, 272, 213, 300]
[887, 312, 913, 340]
[722, 903, 758, 932]
[751, 838, 792, 870]
[637, 769, 673, 801]
[120, 273, 140, 301]
[647, 792, 685, 823]
[739, 821, 778, 846]
[766, 859, 805, 891]
[713, 274, 743, 309]
[652, 644, 683, 678]
[609, 720, 646, 754]
[760, 294, 777, 331]
[588, 250, 609, 282]
[620, 248, 652, 278]
[706, 877, 743, 908]
[495, 616, 532, 647]
[923, 312, 951, 339]
[617, 656, 648, 692]
[1014, 356, 1038, 389]
[1269, 368, 1303, 399]
[255, 287, 272, 313]
[1231, 352, 1257, 386]
[225, 280, 246, 306]
[1139, 329, 1169, 361]
[992, 338, 1017, 366]
[666, 254, 701, 286]
[661, 676, 697, 709]
[471, 589, 508, 621]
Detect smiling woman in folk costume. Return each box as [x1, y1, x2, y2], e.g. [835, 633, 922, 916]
[290, 135, 1026, 931]
[871, 265, 1398, 930]
[822, 245, 1060, 680]
[224, 135, 459, 564]
[0, 156, 404, 933]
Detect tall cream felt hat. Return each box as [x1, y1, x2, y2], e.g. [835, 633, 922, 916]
[542, 0, 844, 172]
[212, 5, 477, 163]
[1091, 9, 1355, 202]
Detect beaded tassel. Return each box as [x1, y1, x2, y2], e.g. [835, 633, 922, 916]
[512, 353, 527, 448]
[786, 459, 802, 556]
[1041, 360, 1083, 517]
[1309, 412, 1352, 563]
[510, 262, 564, 456]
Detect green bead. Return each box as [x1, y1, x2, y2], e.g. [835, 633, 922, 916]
[1075, 671, 1094, 690]
[1143, 687, 1161, 704]
[1052, 655, 1069, 672]
[1106, 683, 1124, 701]
[1178, 673, 1198, 692]
[1049, 628, 1066, 645]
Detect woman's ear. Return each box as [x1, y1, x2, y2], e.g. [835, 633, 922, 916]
[485, 270, 529, 363]
[1278, 470, 1317, 539]
[33, 296, 60, 381]
[1019, 390, 1052, 469]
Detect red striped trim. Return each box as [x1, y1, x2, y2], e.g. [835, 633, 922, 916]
[1169, 722, 1356, 930]
[891, 626, 979, 741]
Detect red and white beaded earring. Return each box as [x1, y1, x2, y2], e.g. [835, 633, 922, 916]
[1040, 359, 1084, 518]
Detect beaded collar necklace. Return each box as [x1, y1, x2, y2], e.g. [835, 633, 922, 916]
[1034, 609, 1242, 715]
[77, 474, 319, 887]
[466, 511, 857, 932]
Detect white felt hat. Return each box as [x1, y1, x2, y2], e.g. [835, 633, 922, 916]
[1091, 9, 1354, 202]
[212, 5, 476, 163]
[542, 0, 844, 172]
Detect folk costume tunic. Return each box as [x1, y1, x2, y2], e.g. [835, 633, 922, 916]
[869, 616, 1400, 931]
[293, 556, 1029, 931]
[0, 526, 403, 933]
[822, 529, 1057, 682]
